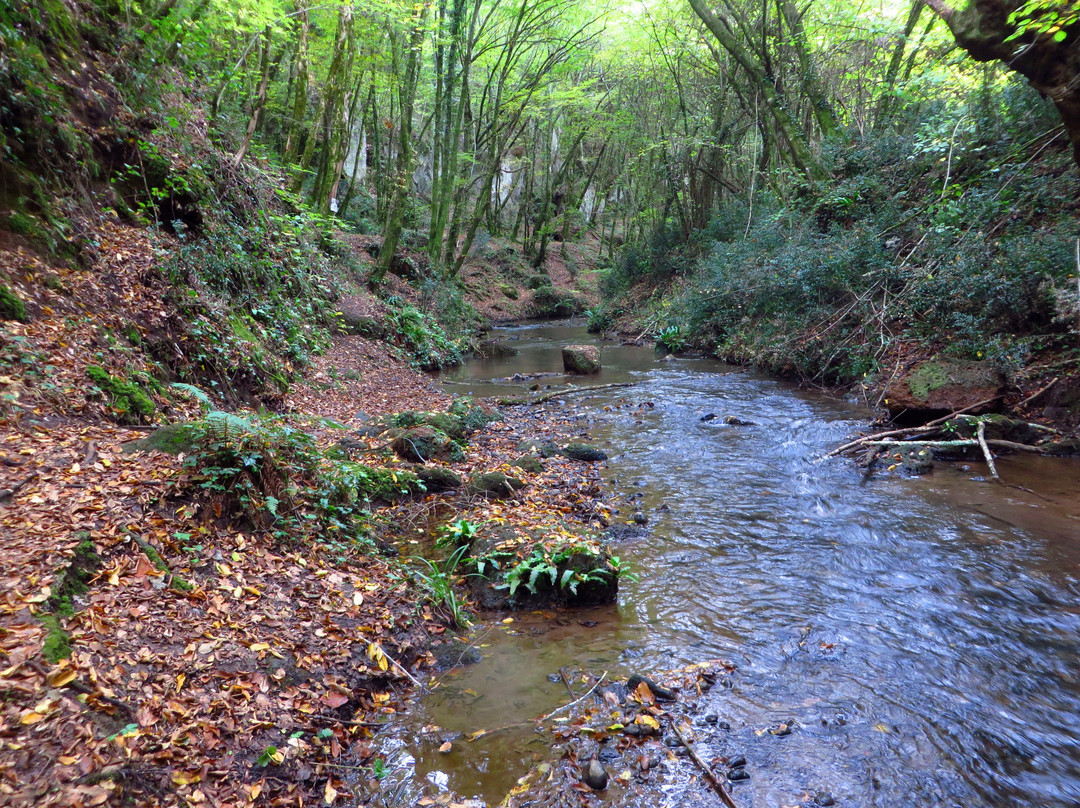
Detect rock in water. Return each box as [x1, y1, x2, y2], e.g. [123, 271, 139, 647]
[583, 758, 608, 790]
[562, 344, 601, 374]
[560, 443, 608, 462]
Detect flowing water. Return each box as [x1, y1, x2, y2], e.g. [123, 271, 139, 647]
[384, 322, 1080, 807]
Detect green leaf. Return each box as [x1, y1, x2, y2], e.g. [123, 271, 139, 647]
[559, 569, 575, 589]
[256, 746, 278, 767]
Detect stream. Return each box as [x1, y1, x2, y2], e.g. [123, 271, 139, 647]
[383, 322, 1080, 807]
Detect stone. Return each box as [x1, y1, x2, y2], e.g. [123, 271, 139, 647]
[582, 759, 608, 791]
[562, 344, 601, 374]
[884, 357, 1005, 420]
[517, 438, 560, 457]
[412, 466, 463, 491]
[466, 472, 526, 499]
[512, 455, 544, 474]
[900, 445, 933, 474]
[560, 443, 608, 462]
[476, 339, 518, 359]
[724, 415, 757, 426]
[391, 426, 460, 463]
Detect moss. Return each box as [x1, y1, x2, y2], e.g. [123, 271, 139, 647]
[86, 365, 156, 423]
[48, 536, 99, 617]
[499, 284, 519, 300]
[0, 284, 28, 322]
[906, 362, 950, 401]
[131, 423, 200, 455]
[39, 614, 71, 663]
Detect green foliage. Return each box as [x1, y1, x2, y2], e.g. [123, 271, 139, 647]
[656, 325, 685, 353]
[585, 307, 614, 333]
[411, 544, 473, 629]
[1006, 0, 1080, 43]
[384, 298, 464, 370]
[0, 284, 28, 322]
[182, 411, 407, 544]
[637, 81, 1080, 384]
[497, 541, 616, 600]
[437, 519, 480, 549]
[86, 365, 156, 423]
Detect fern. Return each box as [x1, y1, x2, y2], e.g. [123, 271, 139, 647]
[170, 382, 213, 410]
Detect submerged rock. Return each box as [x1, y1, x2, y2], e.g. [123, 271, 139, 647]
[724, 415, 757, 426]
[562, 344, 601, 374]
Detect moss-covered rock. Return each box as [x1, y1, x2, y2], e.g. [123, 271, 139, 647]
[531, 286, 584, 319]
[512, 455, 544, 474]
[395, 411, 467, 440]
[392, 426, 462, 463]
[562, 344, 601, 374]
[0, 283, 28, 322]
[467, 471, 526, 499]
[560, 443, 608, 462]
[129, 422, 201, 455]
[884, 357, 1005, 420]
[39, 614, 71, 663]
[412, 465, 463, 492]
[86, 365, 156, 424]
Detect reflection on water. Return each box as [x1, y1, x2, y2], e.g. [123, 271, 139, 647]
[400, 322, 1080, 807]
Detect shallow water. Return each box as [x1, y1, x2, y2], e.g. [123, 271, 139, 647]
[390, 322, 1080, 807]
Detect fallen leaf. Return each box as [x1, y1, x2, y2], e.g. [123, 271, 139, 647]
[438, 741, 452, 753]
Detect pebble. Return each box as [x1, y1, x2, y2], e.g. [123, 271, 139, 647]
[632, 511, 648, 525]
[597, 746, 621, 763]
[583, 759, 608, 790]
[814, 793, 835, 807]
[704, 713, 719, 725]
[726, 755, 746, 769]
[727, 767, 750, 781]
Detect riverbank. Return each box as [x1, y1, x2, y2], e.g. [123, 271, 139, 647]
[0, 272, 621, 807]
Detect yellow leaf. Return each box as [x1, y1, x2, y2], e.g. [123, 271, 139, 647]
[249, 783, 263, 800]
[250, 642, 270, 652]
[636, 714, 660, 730]
[438, 741, 452, 753]
[233, 586, 243, 598]
[58, 755, 78, 765]
[502, 617, 514, 624]
[20, 712, 44, 725]
[46, 667, 77, 687]
[176, 673, 186, 692]
[172, 771, 201, 786]
[324, 780, 339, 804]
[108, 568, 120, 586]
[873, 723, 891, 733]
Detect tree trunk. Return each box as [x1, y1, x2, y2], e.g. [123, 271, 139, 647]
[926, 0, 1080, 168]
[231, 26, 271, 168]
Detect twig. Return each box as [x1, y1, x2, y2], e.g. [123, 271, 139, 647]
[1019, 377, 1058, 409]
[669, 720, 739, 808]
[976, 420, 1000, 482]
[856, 438, 1045, 454]
[466, 671, 608, 741]
[0, 471, 39, 502]
[312, 713, 386, 728]
[538, 670, 607, 722]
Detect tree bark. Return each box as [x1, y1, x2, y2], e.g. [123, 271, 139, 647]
[926, 0, 1080, 168]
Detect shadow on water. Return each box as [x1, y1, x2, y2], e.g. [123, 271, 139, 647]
[388, 322, 1080, 807]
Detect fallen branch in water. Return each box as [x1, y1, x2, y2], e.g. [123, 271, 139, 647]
[855, 438, 1046, 454]
[496, 383, 635, 406]
[669, 720, 739, 808]
[466, 671, 608, 741]
[976, 420, 1001, 481]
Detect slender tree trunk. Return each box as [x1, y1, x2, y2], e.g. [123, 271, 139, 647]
[374, 2, 431, 283]
[688, 0, 827, 179]
[875, 0, 925, 127]
[231, 26, 271, 168]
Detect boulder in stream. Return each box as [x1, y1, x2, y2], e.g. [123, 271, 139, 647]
[562, 344, 601, 374]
